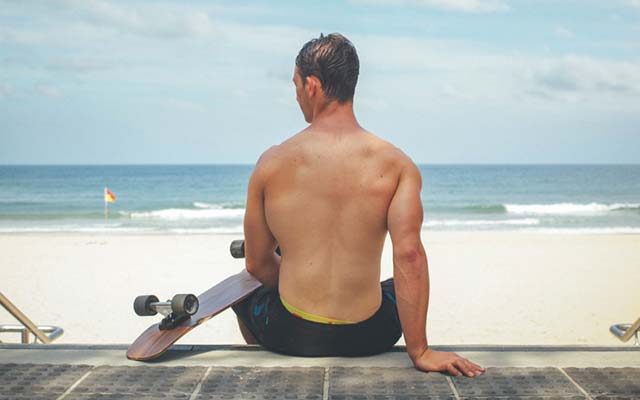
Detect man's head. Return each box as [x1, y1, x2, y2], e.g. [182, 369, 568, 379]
[293, 33, 359, 122]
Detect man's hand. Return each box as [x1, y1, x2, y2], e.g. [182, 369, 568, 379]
[413, 348, 486, 377]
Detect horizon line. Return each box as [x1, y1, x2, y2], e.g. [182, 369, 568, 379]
[1, 162, 639, 167]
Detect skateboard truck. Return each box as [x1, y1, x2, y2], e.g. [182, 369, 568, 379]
[133, 294, 199, 330]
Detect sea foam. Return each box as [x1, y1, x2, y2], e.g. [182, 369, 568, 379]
[168, 226, 244, 234]
[0, 226, 155, 233]
[423, 218, 540, 227]
[523, 227, 640, 234]
[505, 203, 640, 215]
[127, 208, 245, 220]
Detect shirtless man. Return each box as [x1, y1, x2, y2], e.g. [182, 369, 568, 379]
[231, 33, 485, 377]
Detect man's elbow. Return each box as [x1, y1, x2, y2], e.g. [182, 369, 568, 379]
[393, 243, 425, 265]
[245, 254, 272, 276]
[393, 246, 428, 285]
[245, 255, 278, 289]
[245, 257, 260, 276]
[245, 261, 253, 275]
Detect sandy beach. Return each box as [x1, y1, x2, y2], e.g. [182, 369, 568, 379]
[1, 232, 639, 347]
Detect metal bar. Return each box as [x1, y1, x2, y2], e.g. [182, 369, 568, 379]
[0, 324, 64, 343]
[150, 301, 173, 317]
[610, 318, 640, 344]
[0, 292, 51, 343]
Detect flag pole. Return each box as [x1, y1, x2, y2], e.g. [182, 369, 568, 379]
[104, 187, 108, 219]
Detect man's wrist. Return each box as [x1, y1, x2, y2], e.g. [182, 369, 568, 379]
[407, 342, 429, 363]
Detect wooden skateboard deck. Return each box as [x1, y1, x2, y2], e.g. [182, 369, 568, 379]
[127, 268, 262, 361]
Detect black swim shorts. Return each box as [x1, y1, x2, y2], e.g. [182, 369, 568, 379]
[231, 278, 402, 357]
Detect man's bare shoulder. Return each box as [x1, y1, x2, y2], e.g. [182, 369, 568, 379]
[253, 145, 282, 179]
[361, 130, 418, 171]
[253, 130, 307, 176]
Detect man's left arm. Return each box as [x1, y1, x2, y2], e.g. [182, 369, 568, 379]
[243, 151, 281, 289]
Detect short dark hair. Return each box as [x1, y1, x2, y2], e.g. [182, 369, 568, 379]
[295, 33, 359, 103]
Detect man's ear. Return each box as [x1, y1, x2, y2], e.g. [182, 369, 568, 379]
[305, 75, 322, 97]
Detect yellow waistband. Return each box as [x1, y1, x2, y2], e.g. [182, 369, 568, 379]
[280, 296, 355, 325]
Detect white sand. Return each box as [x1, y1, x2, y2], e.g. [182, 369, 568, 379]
[1, 232, 639, 346]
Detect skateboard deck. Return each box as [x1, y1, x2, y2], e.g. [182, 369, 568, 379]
[127, 268, 262, 361]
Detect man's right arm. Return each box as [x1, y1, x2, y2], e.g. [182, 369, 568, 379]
[387, 158, 485, 377]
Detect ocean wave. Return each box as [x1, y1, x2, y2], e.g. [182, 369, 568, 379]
[0, 200, 46, 206]
[193, 201, 245, 209]
[193, 202, 222, 209]
[522, 227, 640, 234]
[2, 225, 637, 235]
[423, 218, 540, 227]
[0, 212, 116, 220]
[505, 203, 640, 215]
[0, 226, 155, 233]
[167, 226, 244, 234]
[125, 208, 245, 220]
[0, 226, 243, 234]
[459, 204, 507, 214]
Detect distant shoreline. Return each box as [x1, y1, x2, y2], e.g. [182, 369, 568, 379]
[2, 165, 639, 234]
[2, 163, 640, 167]
[1, 230, 640, 236]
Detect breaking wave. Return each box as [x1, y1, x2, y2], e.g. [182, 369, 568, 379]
[423, 218, 540, 227]
[124, 208, 245, 220]
[504, 203, 640, 215]
[522, 227, 640, 234]
[192, 201, 244, 209]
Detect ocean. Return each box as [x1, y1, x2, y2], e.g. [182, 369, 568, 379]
[0, 165, 639, 234]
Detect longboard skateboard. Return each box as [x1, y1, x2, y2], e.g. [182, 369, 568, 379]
[127, 240, 264, 361]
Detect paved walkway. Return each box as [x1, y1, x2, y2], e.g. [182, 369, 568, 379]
[1, 344, 639, 399]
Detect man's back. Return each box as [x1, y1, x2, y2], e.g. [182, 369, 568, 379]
[262, 127, 404, 322]
[234, 32, 484, 377]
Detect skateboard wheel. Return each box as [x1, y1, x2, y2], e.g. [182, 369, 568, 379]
[230, 240, 245, 258]
[134, 295, 159, 316]
[230, 240, 281, 258]
[171, 294, 199, 316]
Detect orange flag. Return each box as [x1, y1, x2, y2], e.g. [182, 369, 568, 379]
[104, 188, 116, 203]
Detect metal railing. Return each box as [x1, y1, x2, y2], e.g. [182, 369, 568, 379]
[0, 324, 64, 344]
[610, 318, 640, 346]
[0, 291, 64, 344]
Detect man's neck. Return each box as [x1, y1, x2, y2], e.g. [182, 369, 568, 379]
[309, 100, 360, 134]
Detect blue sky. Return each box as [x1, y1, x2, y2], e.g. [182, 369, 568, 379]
[1, 0, 639, 164]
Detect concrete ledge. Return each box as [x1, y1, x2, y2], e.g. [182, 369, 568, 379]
[2, 343, 639, 352]
[2, 346, 640, 400]
[1, 344, 639, 368]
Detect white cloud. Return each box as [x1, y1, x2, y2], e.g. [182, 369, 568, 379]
[62, 0, 217, 39]
[0, 27, 43, 45]
[352, 0, 509, 13]
[134, 97, 208, 113]
[0, 83, 11, 98]
[554, 26, 575, 39]
[47, 57, 119, 74]
[524, 55, 640, 99]
[353, 34, 640, 105]
[219, 23, 317, 55]
[355, 34, 513, 71]
[35, 84, 62, 98]
[440, 83, 475, 101]
[629, 0, 640, 9]
[357, 97, 389, 111]
[2, 1, 638, 111]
